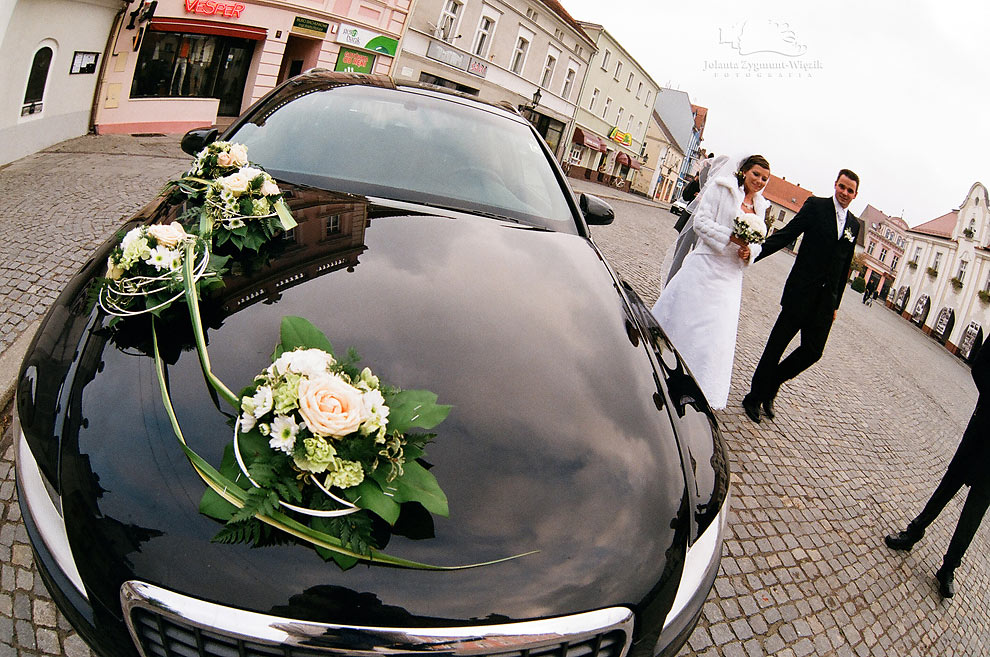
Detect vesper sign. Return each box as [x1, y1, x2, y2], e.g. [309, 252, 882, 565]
[184, 0, 245, 18]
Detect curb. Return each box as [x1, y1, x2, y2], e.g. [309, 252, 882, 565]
[0, 319, 40, 412]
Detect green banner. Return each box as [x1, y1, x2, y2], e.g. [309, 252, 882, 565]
[335, 47, 376, 74]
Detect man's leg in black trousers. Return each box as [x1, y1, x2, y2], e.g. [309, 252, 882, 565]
[771, 320, 831, 390]
[749, 308, 800, 402]
[886, 468, 964, 552]
[942, 485, 990, 571]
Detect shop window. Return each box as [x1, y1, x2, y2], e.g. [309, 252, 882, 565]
[22, 45, 54, 116]
[569, 145, 583, 165]
[418, 72, 478, 95]
[131, 31, 255, 116]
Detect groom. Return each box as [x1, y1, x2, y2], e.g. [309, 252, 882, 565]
[742, 169, 860, 422]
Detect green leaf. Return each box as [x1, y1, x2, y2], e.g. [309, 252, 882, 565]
[345, 479, 401, 524]
[199, 488, 238, 521]
[386, 390, 452, 434]
[381, 461, 449, 518]
[278, 316, 334, 354]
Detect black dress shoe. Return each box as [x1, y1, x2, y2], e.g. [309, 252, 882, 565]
[762, 398, 776, 420]
[884, 529, 922, 551]
[742, 395, 761, 423]
[935, 567, 955, 599]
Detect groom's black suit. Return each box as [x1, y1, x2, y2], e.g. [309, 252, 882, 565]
[746, 195, 860, 404]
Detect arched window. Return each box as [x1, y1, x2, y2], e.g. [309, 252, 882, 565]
[23, 45, 54, 116]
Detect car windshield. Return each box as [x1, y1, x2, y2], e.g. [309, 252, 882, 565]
[229, 84, 577, 232]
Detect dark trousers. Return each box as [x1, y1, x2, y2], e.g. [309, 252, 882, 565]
[911, 469, 990, 571]
[749, 304, 832, 401]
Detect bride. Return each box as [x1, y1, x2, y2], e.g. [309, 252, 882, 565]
[652, 154, 771, 409]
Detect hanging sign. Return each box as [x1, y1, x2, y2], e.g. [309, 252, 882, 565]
[336, 23, 397, 56]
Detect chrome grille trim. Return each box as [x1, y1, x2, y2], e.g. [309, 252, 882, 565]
[121, 580, 634, 657]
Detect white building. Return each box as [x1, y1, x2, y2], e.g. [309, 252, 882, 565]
[564, 21, 658, 188]
[393, 0, 596, 158]
[1, 0, 121, 165]
[891, 182, 990, 360]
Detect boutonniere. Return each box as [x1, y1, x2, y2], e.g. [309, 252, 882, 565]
[843, 227, 855, 242]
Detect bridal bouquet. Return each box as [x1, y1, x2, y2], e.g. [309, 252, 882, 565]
[732, 213, 769, 244]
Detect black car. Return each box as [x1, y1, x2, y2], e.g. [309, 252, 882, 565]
[14, 72, 729, 657]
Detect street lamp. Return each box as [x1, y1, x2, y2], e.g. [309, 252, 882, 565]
[530, 88, 542, 109]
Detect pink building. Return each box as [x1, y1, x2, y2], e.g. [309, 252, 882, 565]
[93, 0, 410, 134]
[860, 205, 908, 295]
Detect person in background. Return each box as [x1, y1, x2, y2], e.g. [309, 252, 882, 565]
[884, 342, 990, 599]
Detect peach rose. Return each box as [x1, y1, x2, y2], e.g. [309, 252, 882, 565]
[297, 374, 364, 438]
[147, 222, 187, 248]
[216, 150, 233, 168]
[228, 143, 249, 167]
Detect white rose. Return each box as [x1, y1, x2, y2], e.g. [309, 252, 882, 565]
[120, 227, 144, 252]
[228, 143, 249, 167]
[215, 151, 233, 168]
[147, 222, 188, 248]
[240, 166, 263, 180]
[260, 179, 281, 197]
[220, 171, 251, 195]
[272, 348, 335, 378]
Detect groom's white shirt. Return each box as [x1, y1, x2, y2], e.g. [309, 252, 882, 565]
[832, 196, 847, 238]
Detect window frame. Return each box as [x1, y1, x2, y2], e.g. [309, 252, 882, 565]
[472, 13, 498, 58]
[437, 0, 463, 43]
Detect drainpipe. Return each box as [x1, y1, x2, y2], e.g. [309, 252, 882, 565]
[89, 1, 130, 133]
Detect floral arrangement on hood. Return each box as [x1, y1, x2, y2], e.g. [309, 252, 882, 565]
[196, 317, 458, 569]
[98, 222, 220, 318]
[187, 141, 250, 179]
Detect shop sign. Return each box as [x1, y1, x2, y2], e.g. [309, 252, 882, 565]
[609, 127, 633, 147]
[184, 0, 245, 18]
[335, 47, 376, 74]
[292, 16, 329, 38]
[467, 58, 488, 77]
[426, 40, 469, 71]
[337, 23, 398, 56]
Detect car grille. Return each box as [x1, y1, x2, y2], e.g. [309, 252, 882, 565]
[122, 581, 634, 657]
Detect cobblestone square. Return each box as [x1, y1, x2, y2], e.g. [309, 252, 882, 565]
[1, 137, 987, 655]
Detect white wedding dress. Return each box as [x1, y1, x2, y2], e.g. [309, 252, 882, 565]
[651, 211, 762, 410]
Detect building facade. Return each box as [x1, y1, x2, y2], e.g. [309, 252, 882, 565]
[92, 0, 410, 134]
[564, 21, 657, 189]
[393, 0, 595, 159]
[859, 204, 907, 296]
[1, 0, 122, 165]
[641, 110, 683, 202]
[761, 174, 812, 249]
[891, 182, 990, 360]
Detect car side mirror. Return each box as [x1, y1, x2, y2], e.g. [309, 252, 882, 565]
[580, 193, 614, 225]
[180, 127, 219, 156]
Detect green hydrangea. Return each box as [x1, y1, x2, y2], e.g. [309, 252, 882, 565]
[272, 373, 300, 415]
[294, 437, 338, 473]
[325, 459, 365, 489]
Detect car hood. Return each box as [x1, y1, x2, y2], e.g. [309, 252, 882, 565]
[24, 187, 688, 629]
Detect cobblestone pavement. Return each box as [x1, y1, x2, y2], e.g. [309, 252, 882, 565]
[1, 143, 987, 656]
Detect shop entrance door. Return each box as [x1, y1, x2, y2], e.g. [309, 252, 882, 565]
[215, 41, 256, 116]
[277, 35, 322, 86]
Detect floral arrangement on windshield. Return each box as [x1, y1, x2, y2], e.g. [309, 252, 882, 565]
[199, 317, 455, 569]
[732, 213, 768, 245]
[171, 141, 297, 252]
[97, 222, 219, 318]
